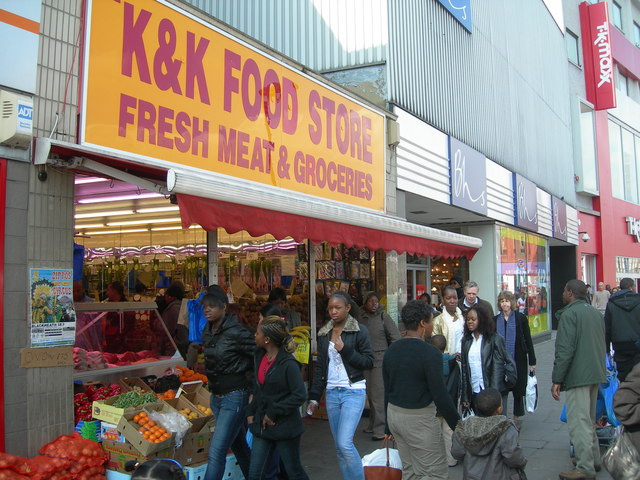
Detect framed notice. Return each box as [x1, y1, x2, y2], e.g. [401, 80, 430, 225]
[29, 268, 76, 347]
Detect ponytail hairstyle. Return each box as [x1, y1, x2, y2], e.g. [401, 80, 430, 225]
[260, 315, 296, 354]
[126, 459, 186, 480]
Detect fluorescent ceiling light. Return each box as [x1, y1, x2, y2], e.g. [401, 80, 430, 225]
[75, 210, 134, 219]
[75, 223, 105, 229]
[151, 226, 183, 231]
[151, 225, 202, 231]
[84, 228, 149, 235]
[136, 206, 180, 214]
[106, 217, 181, 227]
[75, 177, 109, 185]
[78, 193, 162, 204]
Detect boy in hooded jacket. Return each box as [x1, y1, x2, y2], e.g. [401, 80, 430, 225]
[451, 387, 526, 479]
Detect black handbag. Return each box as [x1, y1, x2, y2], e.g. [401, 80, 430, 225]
[504, 357, 518, 389]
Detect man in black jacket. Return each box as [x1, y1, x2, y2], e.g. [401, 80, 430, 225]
[605, 277, 640, 381]
[459, 281, 495, 318]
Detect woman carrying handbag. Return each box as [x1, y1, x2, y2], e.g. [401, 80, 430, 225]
[460, 305, 517, 415]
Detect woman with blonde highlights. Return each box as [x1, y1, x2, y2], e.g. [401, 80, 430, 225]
[246, 315, 309, 480]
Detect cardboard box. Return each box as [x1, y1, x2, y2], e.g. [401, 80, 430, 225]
[183, 462, 207, 480]
[165, 396, 213, 434]
[101, 422, 126, 443]
[119, 377, 153, 394]
[92, 394, 161, 424]
[182, 456, 240, 480]
[117, 405, 175, 456]
[174, 428, 212, 467]
[74, 420, 101, 442]
[178, 381, 212, 413]
[102, 439, 173, 473]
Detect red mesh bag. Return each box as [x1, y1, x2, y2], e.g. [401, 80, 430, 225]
[0, 470, 29, 480]
[26, 456, 72, 480]
[76, 466, 106, 480]
[39, 433, 107, 467]
[0, 454, 22, 471]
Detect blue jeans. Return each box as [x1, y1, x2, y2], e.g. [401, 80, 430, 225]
[204, 390, 251, 480]
[248, 435, 309, 480]
[325, 388, 366, 480]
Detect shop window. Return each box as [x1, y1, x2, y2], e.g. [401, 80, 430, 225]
[617, 71, 629, 96]
[612, 1, 623, 31]
[497, 226, 549, 336]
[634, 22, 640, 47]
[609, 121, 625, 200]
[578, 103, 598, 194]
[566, 29, 580, 66]
[622, 128, 638, 203]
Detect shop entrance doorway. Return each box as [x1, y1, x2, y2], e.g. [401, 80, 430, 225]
[407, 264, 429, 302]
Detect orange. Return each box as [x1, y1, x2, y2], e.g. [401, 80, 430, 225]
[146, 420, 156, 427]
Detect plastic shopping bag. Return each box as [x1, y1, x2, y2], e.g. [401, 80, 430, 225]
[602, 428, 640, 480]
[601, 357, 621, 427]
[526, 373, 538, 413]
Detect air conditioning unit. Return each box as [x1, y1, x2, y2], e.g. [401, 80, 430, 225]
[0, 89, 33, 149]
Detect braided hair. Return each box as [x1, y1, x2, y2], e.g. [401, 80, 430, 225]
[260, 315, 296, 354]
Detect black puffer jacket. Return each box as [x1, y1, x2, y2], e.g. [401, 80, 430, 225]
[202, 314, 255, 395]
[308, 315, 373, 401]
[605, 290, 640, 381]
[461, 333, 512, 402]
[246, 348, 306, 441]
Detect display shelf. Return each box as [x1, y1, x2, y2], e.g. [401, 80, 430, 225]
[72, 357, 186, 383]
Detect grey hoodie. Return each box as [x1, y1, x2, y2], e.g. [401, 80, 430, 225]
[451, 415, 526, 480]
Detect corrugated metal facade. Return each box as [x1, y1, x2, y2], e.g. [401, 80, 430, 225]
[198, 0, 576, 205]
[485, 161, 514, 225]
[34, 0, 81, 142]
[395, 108, 450, 204]
[187, 0, 388, 72]
[387, 0, 575, 204]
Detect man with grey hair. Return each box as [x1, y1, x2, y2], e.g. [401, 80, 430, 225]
[552, 279, 606, 480]
[458, 280, 494, 317]
[605, 277, 640, 381]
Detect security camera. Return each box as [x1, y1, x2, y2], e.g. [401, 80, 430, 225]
[581, 232, 590, 243]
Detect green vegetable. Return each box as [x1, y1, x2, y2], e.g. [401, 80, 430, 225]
[112, 392, 158, 409]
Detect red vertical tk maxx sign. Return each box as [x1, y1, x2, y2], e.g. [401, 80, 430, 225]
[579, 1, 616, 110]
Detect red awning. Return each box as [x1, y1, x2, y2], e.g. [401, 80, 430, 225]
[178, 193, 478, 259]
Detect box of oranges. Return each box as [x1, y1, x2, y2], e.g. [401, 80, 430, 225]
[117, 407, 175, 455]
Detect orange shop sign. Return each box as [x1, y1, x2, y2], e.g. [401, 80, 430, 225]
[81, 0, 386, 211]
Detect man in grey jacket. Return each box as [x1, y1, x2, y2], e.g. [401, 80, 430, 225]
[552, 279, 606, 480]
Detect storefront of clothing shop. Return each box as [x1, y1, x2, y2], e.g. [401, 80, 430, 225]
[394, 107, 580, 337]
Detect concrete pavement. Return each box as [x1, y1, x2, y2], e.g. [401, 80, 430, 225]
[299, 333, 614, 479]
